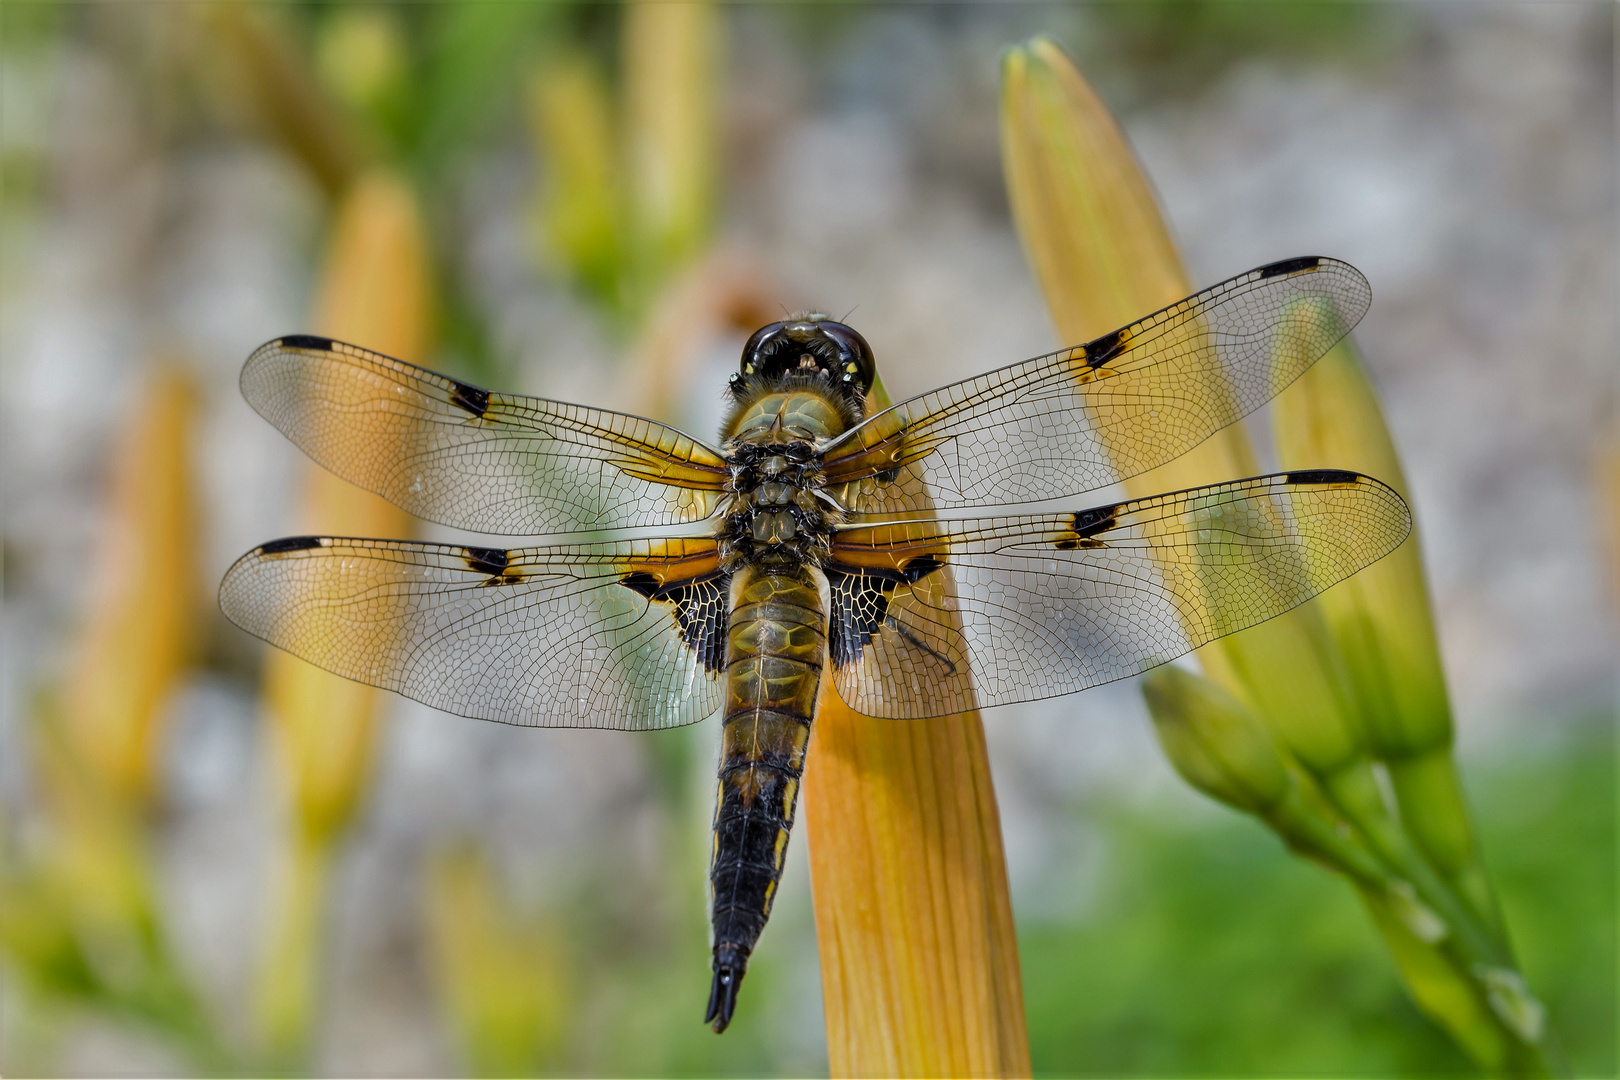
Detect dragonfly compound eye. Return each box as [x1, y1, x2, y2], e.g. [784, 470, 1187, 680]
[739, 317, 876, 394]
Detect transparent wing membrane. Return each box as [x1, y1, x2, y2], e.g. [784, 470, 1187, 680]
[219, 535, 727, 729]
[241, 336, 729, 536]
[826, 470, 1410, 719]
[822, 257, 1370, 516]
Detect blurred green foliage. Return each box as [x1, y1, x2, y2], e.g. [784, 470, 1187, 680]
[1022, 716, 1615, 1078]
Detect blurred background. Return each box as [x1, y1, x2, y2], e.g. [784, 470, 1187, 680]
[0, 2, 1613, 1076]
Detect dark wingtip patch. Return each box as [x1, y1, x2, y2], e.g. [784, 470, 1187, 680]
[1084, 327, 1128, 368]
[1259, 255, 1323, 279]
[1284, 469, 1360, 486]
[278, 334, 334, 351]
[449, 378, 491, 417]
[259, 535, 323, 555]
[463, 546, 509, 576]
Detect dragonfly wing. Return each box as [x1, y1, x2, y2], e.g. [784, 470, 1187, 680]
[242, 336, 730, 536]
[826, 470, 1409, 719]
[822, 257, 1370, 516]
[219, 535, 727, 729]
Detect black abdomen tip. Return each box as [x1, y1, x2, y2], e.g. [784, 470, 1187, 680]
[706, 962, 745, 1033]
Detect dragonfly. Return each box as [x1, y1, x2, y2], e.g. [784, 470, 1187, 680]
[220, 255, 1409, 1033]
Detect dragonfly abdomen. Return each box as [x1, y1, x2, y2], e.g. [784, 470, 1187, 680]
[706, 562, 824, 1032]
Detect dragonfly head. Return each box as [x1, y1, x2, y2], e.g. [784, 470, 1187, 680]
[733, 316, 876, 401]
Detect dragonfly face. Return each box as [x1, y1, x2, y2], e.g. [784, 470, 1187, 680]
[219, 255, 1412, 1033]
[733, 315, 876, 395]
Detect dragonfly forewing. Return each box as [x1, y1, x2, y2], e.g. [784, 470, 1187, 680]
[821, 256, 1371, 517]
[242, 336, 730, 536]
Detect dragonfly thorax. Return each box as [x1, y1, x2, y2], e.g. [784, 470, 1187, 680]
[719, 382, 854, 572]
[719, 438, 837, 571]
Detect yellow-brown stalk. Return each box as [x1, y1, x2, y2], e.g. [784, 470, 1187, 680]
[209, 4, 364, 197]
[805, 373, 1030, 1079]
[60, 367, 199, 815]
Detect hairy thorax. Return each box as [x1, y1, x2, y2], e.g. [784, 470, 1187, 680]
[718, 386, 852, 573]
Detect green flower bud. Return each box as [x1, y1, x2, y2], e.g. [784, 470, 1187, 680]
[1143, 666, 1287, 814]
[1274, 329, 1453, 760]
[1275, 329, 1502, 933]
[1144, 668, 1387, 888]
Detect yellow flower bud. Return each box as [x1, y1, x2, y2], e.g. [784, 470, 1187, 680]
[1000, 35, 1367, 780]
[315, 7, 407, 117]
[1274, 332, 1452, 757]
[999, 39, 1548, 1073]
[1143, 668, 1385, 886]
[263, 171, 429, 846]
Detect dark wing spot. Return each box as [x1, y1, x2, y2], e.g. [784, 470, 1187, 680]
[463, 546, 509, 576]
[876, 468, 900, 484]
[278, 334, 334, 351]
[620, 570, 729, 673]
[620, 571, 661, 598]
[1284, 469, 1359, 486]
[1072, 506, 1118, 538]
[449, 378, 491, 417]
[1084, 327, 1128, 368]
[1258, 255, 1322, 279]
[1053, 538, 1079, 550]
[901, 554, 945, 585]
[259, 535, 323, 555]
